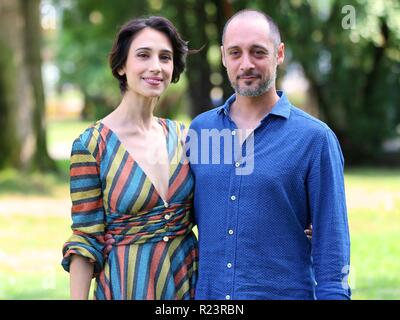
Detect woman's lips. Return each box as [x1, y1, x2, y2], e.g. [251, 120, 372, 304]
[143, 77, 163, 85]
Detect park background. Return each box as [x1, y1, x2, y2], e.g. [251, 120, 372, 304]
[0, 0, 399, 299]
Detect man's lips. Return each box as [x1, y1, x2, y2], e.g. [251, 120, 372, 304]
[238, 75, 260, 80]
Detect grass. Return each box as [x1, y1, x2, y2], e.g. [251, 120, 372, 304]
[0, 213, 70, 299]
[0, 120, 399, 299]
[47, 119, 93, 147]
[344, 168, 400, 299]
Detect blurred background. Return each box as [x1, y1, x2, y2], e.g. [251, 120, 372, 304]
[0, 0, 399, 299]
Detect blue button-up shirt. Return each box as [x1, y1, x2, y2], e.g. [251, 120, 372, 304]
[188, 91, 351, 300]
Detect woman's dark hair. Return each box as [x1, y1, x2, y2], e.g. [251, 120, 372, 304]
[109, 16, 188, 93]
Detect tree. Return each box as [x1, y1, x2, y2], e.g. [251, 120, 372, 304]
[0, 0, 55, 171]
[54, 0, 400, 165]
[256, 0, 400, 163]
[56, 0, 150, 119]
[169, 0, 214, 117]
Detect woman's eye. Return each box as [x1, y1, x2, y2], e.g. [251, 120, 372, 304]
[161, 55, 172, 61]
[138, 53, 149, 58]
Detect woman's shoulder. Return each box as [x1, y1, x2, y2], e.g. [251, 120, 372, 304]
[71, 121, 104, 154]
[160, 117, 189, 132]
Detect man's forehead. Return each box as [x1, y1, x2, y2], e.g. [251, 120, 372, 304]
[224, 17, 272, 48]
[224, 16, 271, 41]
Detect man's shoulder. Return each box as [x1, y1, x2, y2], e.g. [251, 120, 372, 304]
[287, 104, 343, 151]
[289, 104, 331, 135]
[190, 106, 222, 129]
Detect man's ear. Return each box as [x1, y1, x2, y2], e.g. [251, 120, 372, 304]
[277, 42, 285, 65]
[221, 45, 226, 68]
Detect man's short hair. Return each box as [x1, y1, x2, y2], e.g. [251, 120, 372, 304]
[222, 9, 281, 50]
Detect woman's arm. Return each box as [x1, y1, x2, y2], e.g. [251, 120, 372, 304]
[70, 255, 94, 300]
[62, 131, 106, 299]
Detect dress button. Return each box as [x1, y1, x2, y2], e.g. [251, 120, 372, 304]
[165, 214, 171, 220]
[225, 295, 231, 300]
[163, 236, 169, 242]
[230, 195, 236, 201]
[228, 229, 234, 235]
[227, 263, 232, 268]
[235, 162, 240, 168]
[164, 201, 169, 208]
[231, 130, 236, 136]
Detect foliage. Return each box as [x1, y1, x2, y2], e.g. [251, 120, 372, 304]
[55, 0, 150, 118]
[53, 0, 400, 164]
[258, 0, 400, 163]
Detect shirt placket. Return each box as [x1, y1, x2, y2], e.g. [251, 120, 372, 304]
[223, 127, 244, 300]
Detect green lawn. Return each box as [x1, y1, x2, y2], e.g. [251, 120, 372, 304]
[0, 120, 399, 299]
[344, 168, 400, 299]
[47, 119, 93, 147]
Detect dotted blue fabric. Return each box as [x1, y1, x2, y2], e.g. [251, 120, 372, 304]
[188, 91, 351, 300]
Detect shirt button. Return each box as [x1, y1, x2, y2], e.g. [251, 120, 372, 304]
[231, 130, 236, 136]
[164, 201, 169, 208]
[228, 229, 234, 235]
[225, 295, 231, 300]
[230, 195, 236, 201]
[163, 236, 169, 242]
[235, 162, 240, 168]
[227, 263, 232, 268]
[165, 214, 171, 220]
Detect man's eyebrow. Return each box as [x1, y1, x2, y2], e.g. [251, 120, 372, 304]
[252, 45, 269, 52]
[225, 45, 270, 52]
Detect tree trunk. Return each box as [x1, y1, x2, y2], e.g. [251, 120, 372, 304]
[214, 0, 235, 102]
[0, 0, 31, 169]
[0, 0, 55, 171]
[173, 0, 213, 117]
[0, 0, 20, 167]
[22, 0, 56, 171]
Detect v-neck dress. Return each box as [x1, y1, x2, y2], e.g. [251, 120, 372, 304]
[61, 119, 198, 300]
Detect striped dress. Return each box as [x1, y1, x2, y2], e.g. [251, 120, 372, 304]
[61, 119, 198, 300]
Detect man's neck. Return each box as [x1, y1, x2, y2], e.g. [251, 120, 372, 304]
[230, 89, 280, 126]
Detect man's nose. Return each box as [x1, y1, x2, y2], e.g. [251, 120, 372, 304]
[240, 53, 255, 70]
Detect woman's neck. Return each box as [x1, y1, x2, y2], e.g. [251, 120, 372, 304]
[107, 91, 159, 132]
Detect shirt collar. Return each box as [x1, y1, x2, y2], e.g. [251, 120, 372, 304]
[216, 90, 291, 120]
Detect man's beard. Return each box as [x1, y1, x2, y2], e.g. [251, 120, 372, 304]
[232, 70, 276, 97]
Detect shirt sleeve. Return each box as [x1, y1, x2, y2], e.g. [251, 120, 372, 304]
[61, 134, 105, 275]
[307, 128, 351, 300]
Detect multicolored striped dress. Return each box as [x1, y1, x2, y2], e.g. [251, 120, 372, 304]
[61, 119, 198, 300]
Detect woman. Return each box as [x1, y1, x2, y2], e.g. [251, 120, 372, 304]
[61, 16, 197, 300]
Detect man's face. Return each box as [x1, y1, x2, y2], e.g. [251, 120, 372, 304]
[221, 16, 284, 97]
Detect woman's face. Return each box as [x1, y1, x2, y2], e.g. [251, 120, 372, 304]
[119, 27, 174, 98]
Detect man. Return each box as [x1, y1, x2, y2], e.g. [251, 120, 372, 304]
[188, 9, 351, 300]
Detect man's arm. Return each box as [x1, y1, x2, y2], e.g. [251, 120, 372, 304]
[307, 129, 351, 300]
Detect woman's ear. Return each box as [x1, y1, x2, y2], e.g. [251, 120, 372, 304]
[117, 67, 125, 76]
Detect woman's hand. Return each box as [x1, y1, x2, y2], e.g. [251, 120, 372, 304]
[304, 224, 312, 241]
[103, 233, 115, 259]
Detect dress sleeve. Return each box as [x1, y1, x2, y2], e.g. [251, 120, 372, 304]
[61, 134, 105, 275]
